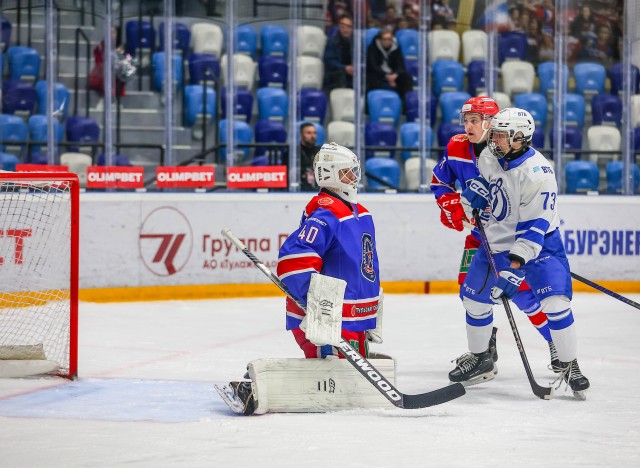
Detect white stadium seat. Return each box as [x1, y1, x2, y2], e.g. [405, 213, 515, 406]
[462, 30, 488, 65]
[491, 91, 512, 110]
[501, 61, 535, 96]
[429, 30, 460, 63]
[632, 95, 640, 127]
[220, 54, 256, 89]
[191, 22, 224, 58]
[297, 25, 327, 58]
[330, 88, 355, 122]
[60, 152, 92, 188]
[327, 121, 355, 147]
[297, 56, 324, 89]
[405, 157, 437, 191]
[587, 125, 621, 164]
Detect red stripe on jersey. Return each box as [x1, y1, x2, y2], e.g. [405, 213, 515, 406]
[277, 254, 323, 278]
[342, 298, 380, 321]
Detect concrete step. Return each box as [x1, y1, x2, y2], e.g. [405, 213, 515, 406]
[88, 105, 184, 127]
[11, 23, 98, 44]
[117, 126, 195, 146]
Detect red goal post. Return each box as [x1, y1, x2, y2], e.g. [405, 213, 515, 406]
[0, 171, 79, 379]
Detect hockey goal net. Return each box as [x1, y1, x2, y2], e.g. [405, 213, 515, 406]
[0, 172, 79, 379]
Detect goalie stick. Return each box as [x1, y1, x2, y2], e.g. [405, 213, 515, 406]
[221, 227, 466, 410]
[570, 272, 640, 311]
[472, 211, 554, 400]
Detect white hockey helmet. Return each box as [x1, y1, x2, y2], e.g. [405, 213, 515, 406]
[487, 107, 535, 158]
[313, 142, 361, 203]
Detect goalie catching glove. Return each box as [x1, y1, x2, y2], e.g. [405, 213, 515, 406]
[301, 273, 346, 347]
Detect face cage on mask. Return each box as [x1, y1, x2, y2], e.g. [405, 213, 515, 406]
[488, 129, 532, 159]
[339, 164, 361, 189]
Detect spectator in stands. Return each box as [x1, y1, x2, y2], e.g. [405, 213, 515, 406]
[432, 0, 456, 30]
[538, 31, 554, 62]
[299, 123, 319, 192]
[323, 14, 354, 91]
[400, 3, 419, 30]
[533, 0, 555, 36]
[366, 27, 413, 100]
[525, 15, 543, 63]
[569, 4, 597, 40]
[326, 0, 353, 32]
[89, 26, 126, 99]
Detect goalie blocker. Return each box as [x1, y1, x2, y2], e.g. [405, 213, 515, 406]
[215, 354, 396, 415]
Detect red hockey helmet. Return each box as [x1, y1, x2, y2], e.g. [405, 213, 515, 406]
[459, 96, 500, 122]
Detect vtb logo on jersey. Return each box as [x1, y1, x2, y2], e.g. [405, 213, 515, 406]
[489, 178, 509, 221]
[360, 233, 376, 283]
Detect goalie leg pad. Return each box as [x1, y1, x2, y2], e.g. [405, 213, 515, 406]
[302, 273, 346, 347]
[247, 357, 396, 414]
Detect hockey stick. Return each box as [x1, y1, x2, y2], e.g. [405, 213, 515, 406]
[570, 272, 640, 310]
[472, 211, 554, 400]
[221, 227, 466, 409]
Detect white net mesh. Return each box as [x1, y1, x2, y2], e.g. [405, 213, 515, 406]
[0, 175, 76, 377]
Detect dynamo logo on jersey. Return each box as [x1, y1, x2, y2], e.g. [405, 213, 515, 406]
[489, 178, 509, 221]
[360, 233, 376, 283]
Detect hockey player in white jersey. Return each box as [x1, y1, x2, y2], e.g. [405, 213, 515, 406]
[451, 108, 590, 399]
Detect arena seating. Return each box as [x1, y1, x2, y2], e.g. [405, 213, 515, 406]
[7, 45, 40, 82]
[549, 125, 583, 155]
[296, 56, 323, 89]
[404, 91, 437, 123]
[125, 20, 155, 57]
[537, 62, 569, 98]
[2, 80, 36, 117]
[235, 25, 258, 59]
[28, 114, 63, 154]
[365, 157, 401, 190]
[158, 22, 191, 55]
[65, 116, 100, 153]
[258, 55, 288, 89]
[400, 122, 433, 161]
[396, 29, 419, 61]
[297, 25, 326, 58]
[501, 61, 535, 96]
[514, 93, 547, 128]
[461, 30, 488, 65]
[606, 161, 640, 193]
[432, 60, 465, 95]
[220, 87, 253, 123]
[591, 94, 622, 127]
[367, 89, 402, 126]
[220, 54, 256, 89]
[428, 30, 460, 63]
[188, 53, 220, 85]
[608, 63, 640, 95]
[587, 125, 621, 164]
[365, 121, 397, 158]
[0, 152, 19, 171]
[573, 62, 607, 100]
[439, 92, 471, 124]
[405, 156, 437, 191]
[0, 114, 28, 155]
[260, 24, 289, 57]
[35, 80, 70, 119]
[190, 22, 223, 58]
[565, 160, 600, 193]
[184, 85, 216, 134]
[256, 87, 288, 122]
[330, 88, 355, 122]
[564, 93, 586, 127]
[60, 152, 93, 187]
[254, 120, 287, 162]
[327, 121, 355, 147]
[437, 122, 465, 147]
[298, 89, 327, 123]
[151, 52, 183, 92]
[219, 119, 253, 161]
[497, 31, 528, 64]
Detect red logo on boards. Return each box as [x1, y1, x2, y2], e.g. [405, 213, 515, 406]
[139, 207, 193, 276]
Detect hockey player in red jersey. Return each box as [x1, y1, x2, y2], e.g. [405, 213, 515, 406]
[430, 96, 560, 386]
[218, 143, 390, 415]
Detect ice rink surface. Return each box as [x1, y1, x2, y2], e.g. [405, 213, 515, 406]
[1, 292, 639, 467]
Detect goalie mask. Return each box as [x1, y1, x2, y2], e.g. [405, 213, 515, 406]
[487, 108, 535, 159]
[314, 142, 361, 203]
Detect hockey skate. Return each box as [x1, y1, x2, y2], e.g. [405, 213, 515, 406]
[449, 349, 495, 387]
[215, 381, 256, 415]
[555, 359, 590, 400]
[548, 341, 564, 373]
[488, 327, 499, 374]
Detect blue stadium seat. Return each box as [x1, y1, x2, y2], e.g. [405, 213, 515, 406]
[608, 62, 640, 96]
[549, 126, 583, 154]
[299, 88, 327, 123]
[258, 55, 288, 89]
[28, 115, 63, 154]
[565, 160, 599, 193]
[125, 20, 155, 56]
[0, 114, 28, 155]
[405, 59, 419, 87]
[0, 52, 3, 77]
[396, 29, 419, 61]
[158, 22, 191, 55]
[635, 127, 640, 152]
[573, 62, 606, 98]
[151, 52, 183, 92]
[235, 25, 258, 59]
[400, 122, 434, 161]
[1, 16, 11, 50]
[365, 28, 381, 48]
[532, 127, 545, 148]
[365, 157, 401, 191]
[537, 61, 569, 97]
[0, 152, 19, 171]
[514, 93, 548, 128]
[220, 87, 254, 123]
[365, 122, 397, 159]
[188, 53, 220, 85]
[439, 91, 471, 124]
[7, 46, 40, 82]
[467, 60, 486, 95]
[564, 93, 586, 127]
[437, 122, 465, 147]
[219, 119, 253, 161]
[498, 31, 528, 64]
[432, 60, 465, 96]
[606, 161, 640, 193]
[97, 153, 132, 166]
[35, 81, 70, 119]
[2, 80, 36, 116]
[257, 87, 288, 122]
[405, 91, 437, 122]
[184, 85, 216, 127]
[254, 120, 287, 163]
[367, 89, 402, 126]
[65, 116, 100, 153]
[298, 121, 326, 146]
[260, 25, 289, 57]
[591, 94, 622, 127]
